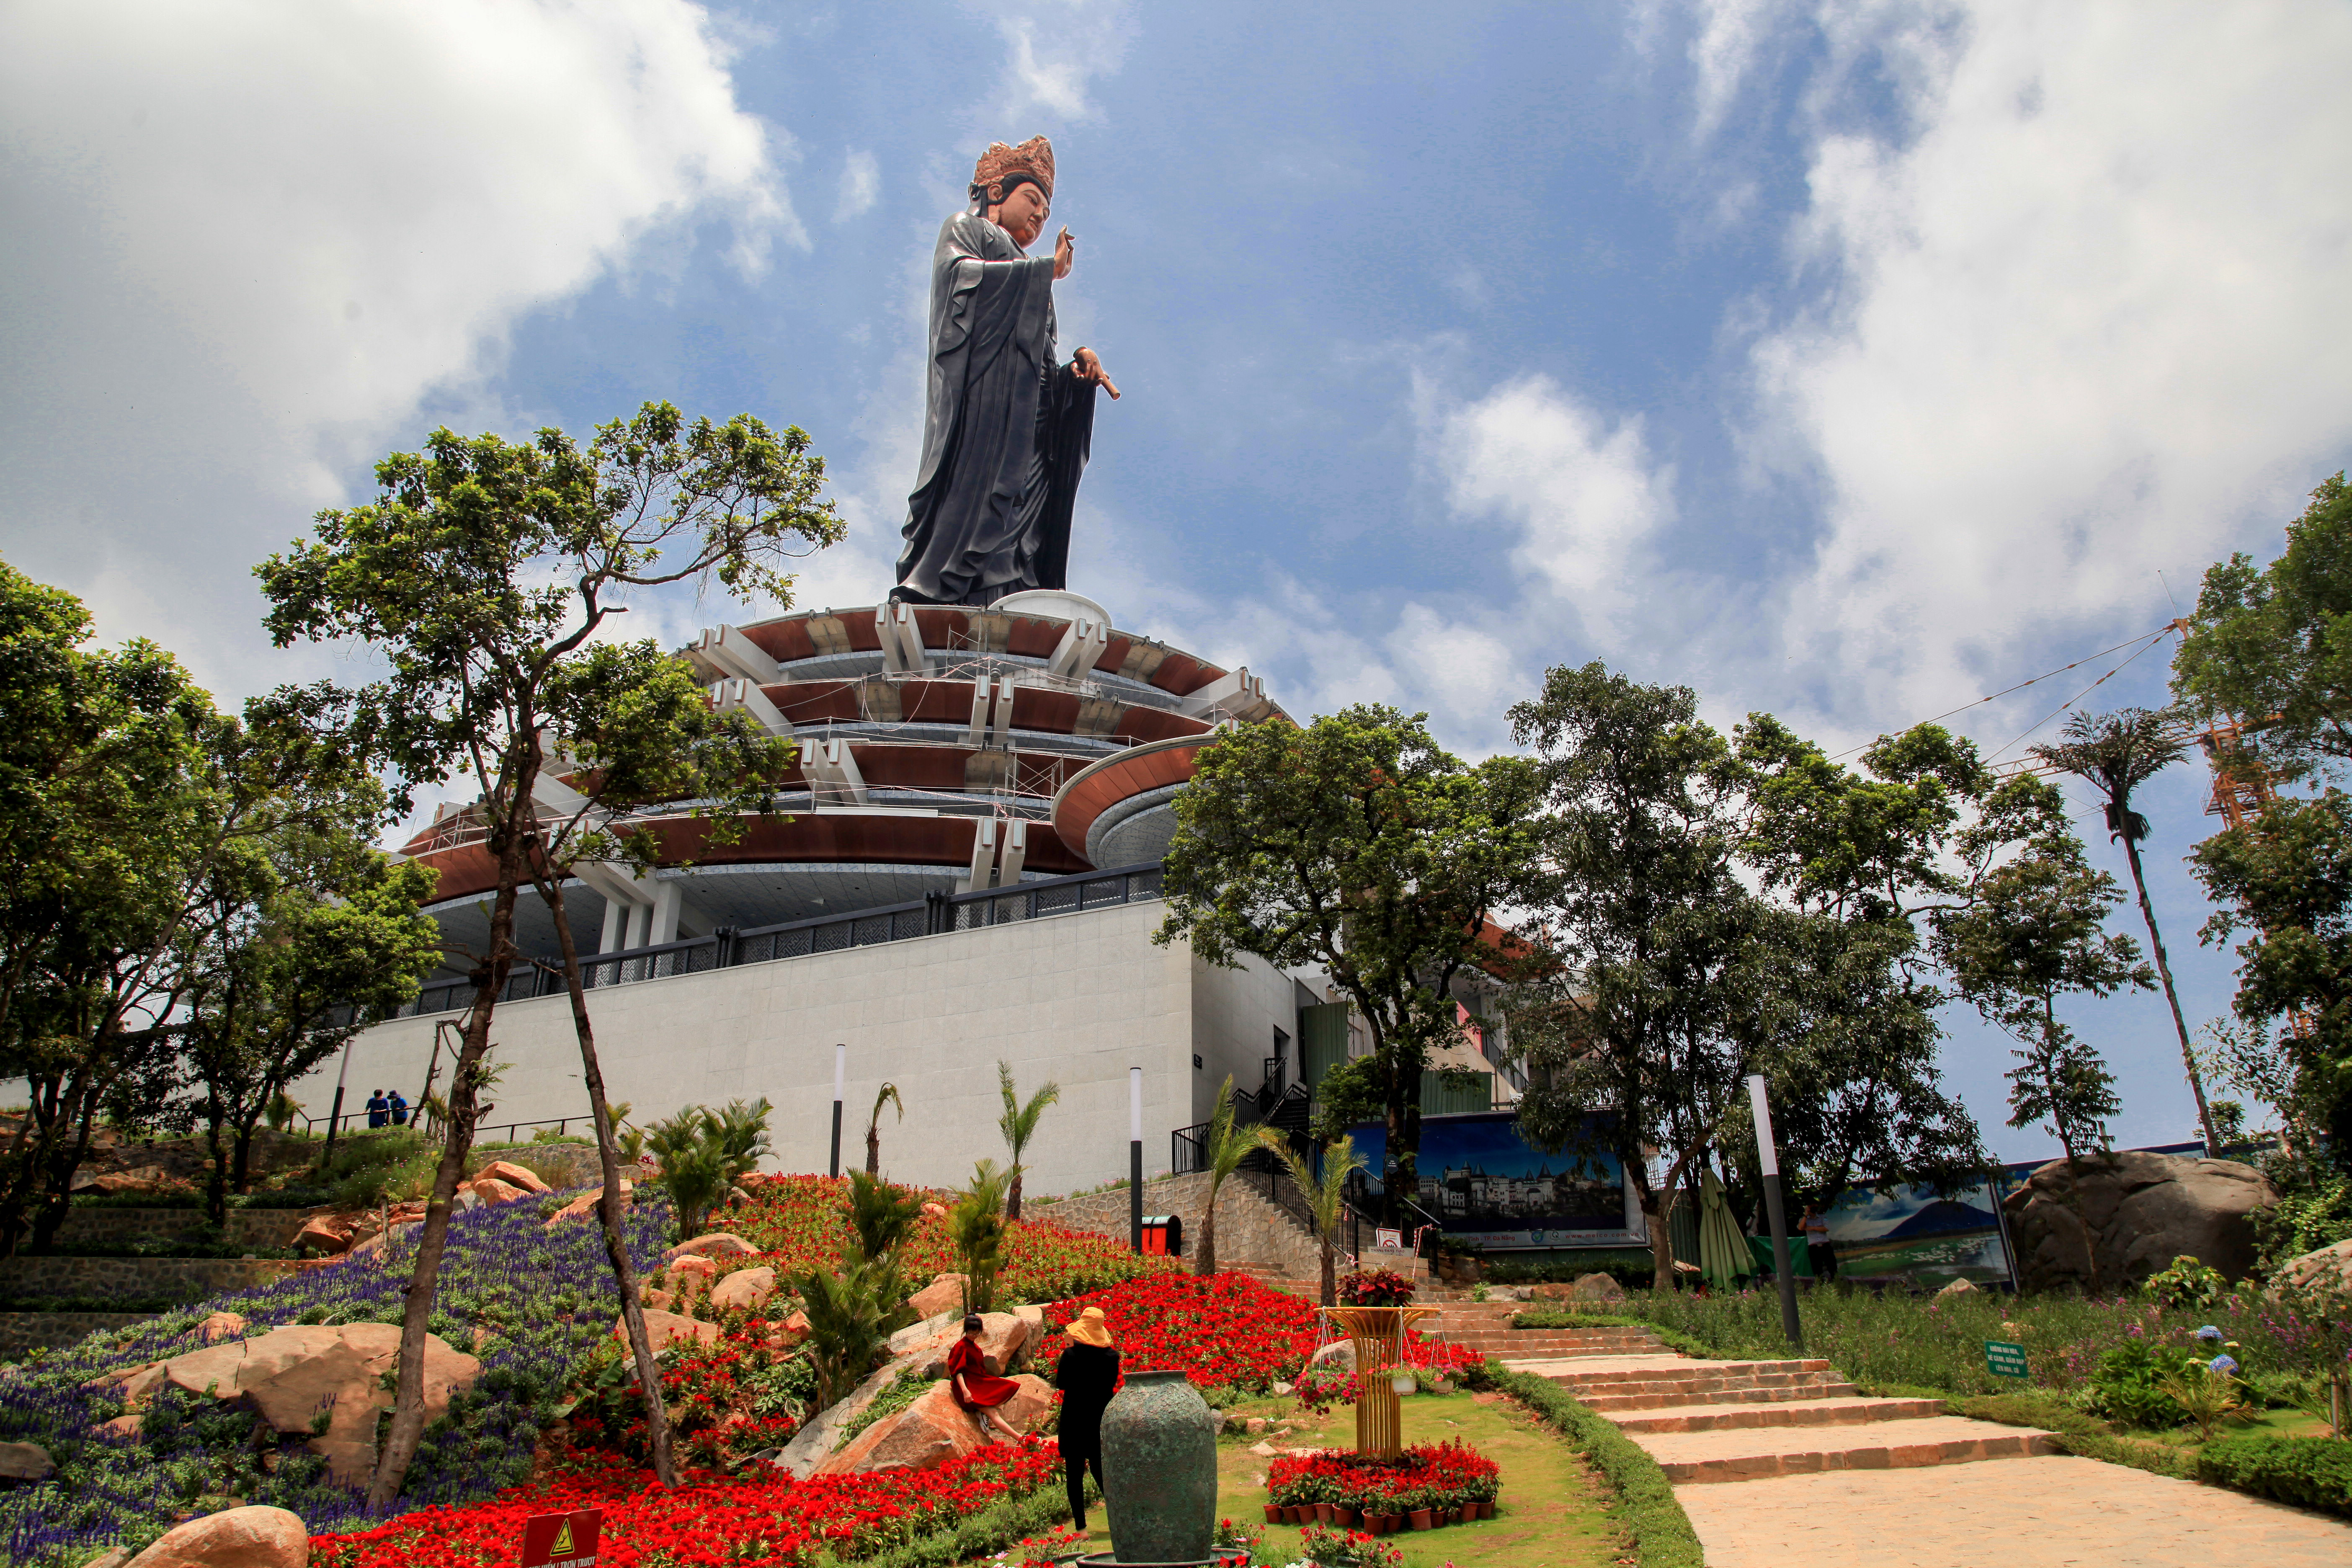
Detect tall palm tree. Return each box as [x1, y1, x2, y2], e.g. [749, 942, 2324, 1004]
[1193, 1077, 1260, 1276]
[1259, 1128, 1368, 1306]
[996, 1061, 1060, 1220]
[2031, 707, 2219, 1151]
[865, 1082, 903, 1176]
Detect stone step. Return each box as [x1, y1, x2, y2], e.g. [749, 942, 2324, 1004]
[1571, 1380, 1861, 1413]
[1609, 1395, 1945, 1435]
[1545, 1356, 1834, 1385]
[1625, 1414, 2058, 1483]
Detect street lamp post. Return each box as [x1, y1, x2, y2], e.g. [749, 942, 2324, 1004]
[1129, 1066, 1143, 1253]
[829, 1043, 846, 1179]
[1747, 1073, 1803, 1353]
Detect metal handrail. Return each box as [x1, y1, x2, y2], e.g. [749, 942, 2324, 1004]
[385, 861, 1165, 1020]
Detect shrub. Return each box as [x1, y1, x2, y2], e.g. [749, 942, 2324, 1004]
[2142, 1255, 2227, 1312]
[2197, 1435, 2352, 1517]
[645, 1097, 773, 1238]
[2086, 1338, 2208, 1428]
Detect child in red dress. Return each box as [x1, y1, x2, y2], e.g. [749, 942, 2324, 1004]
[946, 1313, 1024, 1442]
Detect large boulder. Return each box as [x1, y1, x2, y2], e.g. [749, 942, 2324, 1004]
[619, 1308, 722, 1354]
[124, 1505, 308, 1568]
[710, 1266, 778, 1314]
[0, 1441, 54, 1481]
[475, 1159, 551, 1194]
[907, 1272, 967, 1318]
[1569, 1272, 1627, 1303]
[459, 1176, 528, 1208]
[95, 1324, 477, 1484]
[2002, 1152, 2277, 1291]
[913, 1312, 1032, 1378]
[665, 1233, 758, 1264]
[812, 1375, 1054, 1476]
[1308, 1339, 1355, 1372]
[545, 1181, 633, 1227]
[293, 1214, 356, 1256]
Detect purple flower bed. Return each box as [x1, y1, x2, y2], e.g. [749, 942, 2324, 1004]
[0, 1187, 671, 1562]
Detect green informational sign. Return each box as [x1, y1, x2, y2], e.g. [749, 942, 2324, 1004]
[1984, 1339, 2029, 1379]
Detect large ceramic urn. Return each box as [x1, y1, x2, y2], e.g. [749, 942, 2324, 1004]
[1097, 1369, 1217, 1565]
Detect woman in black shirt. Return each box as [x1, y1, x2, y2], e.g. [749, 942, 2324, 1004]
[1054, 1306, 1120, 1531]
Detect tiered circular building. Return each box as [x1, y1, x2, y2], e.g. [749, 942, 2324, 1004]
[399, 589, 1283, 970]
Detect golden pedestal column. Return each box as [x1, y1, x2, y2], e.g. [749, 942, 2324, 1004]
[1322, 1304, 1437, 1456]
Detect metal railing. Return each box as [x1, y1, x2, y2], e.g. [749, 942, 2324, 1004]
[302, 1110, 583, 1144]
[389, 861, 1164, 1020]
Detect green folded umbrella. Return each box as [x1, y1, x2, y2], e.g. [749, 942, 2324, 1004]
[1698, 1168, 1752, 1292]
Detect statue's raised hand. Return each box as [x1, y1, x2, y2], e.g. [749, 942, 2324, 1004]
[1053, 226, 1075, 280]
[1073, 347, 1120, 400]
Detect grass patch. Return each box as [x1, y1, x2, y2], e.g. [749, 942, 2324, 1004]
[2198, 1435, 2352, 1518]
[839, 1366, 936, 1443]
[1201, 1384, 1632, 1568]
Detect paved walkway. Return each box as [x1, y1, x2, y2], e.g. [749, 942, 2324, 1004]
[1502, 1345, 2352, 1565]
[1675, 1455, 2352, 1567]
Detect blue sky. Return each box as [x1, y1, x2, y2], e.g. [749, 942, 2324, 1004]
[5, 1, 2351, 1161]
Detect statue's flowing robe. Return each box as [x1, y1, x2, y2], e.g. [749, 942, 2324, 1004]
[894, 209, 1098, 607]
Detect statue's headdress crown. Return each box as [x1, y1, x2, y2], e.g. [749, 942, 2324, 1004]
[972, 135, 1055, 204]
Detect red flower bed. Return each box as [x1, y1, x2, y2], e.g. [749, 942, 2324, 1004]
[718, 1176, 1173, 1303]
[1337, 1267, 1416, 1306]
[1266, 1440, 1500, 1514]
[1034, 1271, 1320, 1393]
[312, 1436, 1062, 1568]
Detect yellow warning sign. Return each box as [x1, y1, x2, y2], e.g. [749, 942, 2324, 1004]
[549, 1522, 575, 1560]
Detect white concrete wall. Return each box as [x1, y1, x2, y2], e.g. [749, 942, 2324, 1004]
[289, 900, 1210, 1199]
[1188, 951, 1299, 1122]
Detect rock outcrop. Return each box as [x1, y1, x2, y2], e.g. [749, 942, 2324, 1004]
[124, 1504, 309, 1568]
[619, 1308, 721, 1354]
[665, 1233, 758, 1264]
[906, 1272, 967, 1318]
[89, 1323, 478, 1483]
[545, 1181, 633, 1227]
[2277, 1236, 2352, 1293]
[2002, 1152, 2277, 1290]
[0, 1441, 54, 1481]
[812, 1374, 1055, 1476]
[710, 1266, 777, 1313]
[475, 1159, 551, 1194]
[910, 1311, 1032, 1378]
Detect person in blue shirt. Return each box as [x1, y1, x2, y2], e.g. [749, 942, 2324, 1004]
[386, 1089, 409, 1127]
[365, 1090, 389, 1130]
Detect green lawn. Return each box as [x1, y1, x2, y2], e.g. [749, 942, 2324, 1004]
[1065, 1388, 1628, 1568]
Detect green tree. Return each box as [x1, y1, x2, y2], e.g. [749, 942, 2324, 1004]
[2030, 707, 2217, 1150]
[2190, 792, 2352, 1167]
[1258, 1127, 1366, 1306]
[2173, 473, 2352, 781]
[996, 1062, 1058, 1221]
[950, 1160, 1012, 1313]
[1191, 1076, 1259, 1277]
[1157, 706, 1545, 1225]
[1510, 669, 2008, 1285]
[255, 401, 838, 1501]
[176, 836, 440, 1226]
[0, 563, 389, 1251]
[1941, 843, 2150, 1168]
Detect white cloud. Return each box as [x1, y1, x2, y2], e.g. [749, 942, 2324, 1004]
[1426, 374, 1677, 648]
[1740, 0, 2352, 726]
[836, 148, 881, 221]
[0, 0, 793, 693]
[971, 0, 1136, 126]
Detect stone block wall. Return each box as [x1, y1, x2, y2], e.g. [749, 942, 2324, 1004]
[0, 1255, 302, 1302]
[1032, 1170, 1331, 1284]
[0, 1311, 155, 1358]
[49, 1206, 317, 1250]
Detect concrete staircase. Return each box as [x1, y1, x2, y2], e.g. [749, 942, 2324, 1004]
[1517, 1351, 2058, 1484]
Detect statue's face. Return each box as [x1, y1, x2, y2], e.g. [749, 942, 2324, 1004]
[989, 182, 1050, 249]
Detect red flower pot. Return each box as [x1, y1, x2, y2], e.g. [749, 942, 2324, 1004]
[1263, 1504, 1282, 1523]
[1456, 1504, 1476, 1525]
[1285, 1506, 1307, 1524]
[1481, 1501, 1497, 1519]
[1410, 1509, 1434, 1531]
